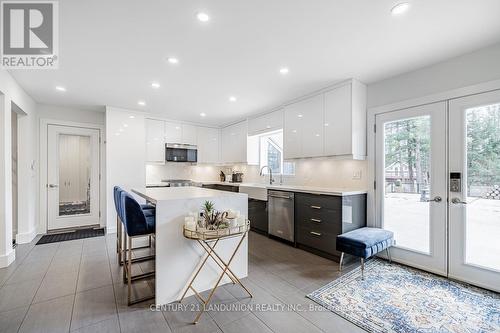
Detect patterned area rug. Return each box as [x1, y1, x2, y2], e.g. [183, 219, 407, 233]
[307, 259, 500, 333]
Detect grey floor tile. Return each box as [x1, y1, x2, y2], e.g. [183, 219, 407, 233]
[0, 279, 40, 312]
[19, 295, 74, 333]
[113, 280, 155, 313]
[163, 296, 220, 333]
[220, 313, 272, 333]
[71, 285, 118, 331]
[77, 258, 112, 292]
[33, 269, 78, 303]
[0, 306, 28, 333]
[119, 308, 172, 333]
[70, 317, 120, 333]
[4, 258, 50, 285]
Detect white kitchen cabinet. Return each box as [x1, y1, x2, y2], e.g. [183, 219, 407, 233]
[221, 121, 247, 163]
[197, 127, 220, 164]
[324, 80, 366, 158]
[284, 94, 324, 159]
[247, 109, 283, 135]
[283, 79, 366, 160]
[145, 118, 165, 163]
[164, 121, 182, 143]
[181, 124, 197, 145]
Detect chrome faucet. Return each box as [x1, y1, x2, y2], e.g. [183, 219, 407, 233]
[260, 166, 275, 185]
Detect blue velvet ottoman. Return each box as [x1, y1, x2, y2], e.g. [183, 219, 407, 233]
[336, 227, 394, 278]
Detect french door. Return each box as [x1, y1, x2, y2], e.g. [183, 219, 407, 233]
[376, 92, 500, 292]
[376, 102, 447, 275]
[448, 90, 500, 292]
[47, 125, 100, 231]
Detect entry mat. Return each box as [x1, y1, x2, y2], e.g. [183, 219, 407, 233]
[36, 228, 105, 245]
[307, 259, 500, 333]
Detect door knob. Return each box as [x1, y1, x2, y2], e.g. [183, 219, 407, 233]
[425, 196, 442, 203]
[47, 184, 59, 188]
[451, 197, 467, 204]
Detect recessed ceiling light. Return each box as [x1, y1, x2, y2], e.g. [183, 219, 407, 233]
[123, 124, 129, 127]
[55, 86, 66, 92]
[138, 100, 146, 106]
[279, 67, 289, 75]
[197, 12, 210, 22]
[175, 126, 180, 130]
[229, 96, 237, 102]
[151, 82, 160, 89]
[129, 115, 135, 119]
[391, 3, 410, 15]
[315, 134, 320, 137]
[200, 113, 207, 117]
[324, 123, 329, 127]
[119, 128, 124, 132]
[115, 133, 120, 136]
[167, 57, 179, 64]
[298, 114, 303, 118]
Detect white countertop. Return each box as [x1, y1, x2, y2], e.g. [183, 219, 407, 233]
[198, 181, 367, 196]
[132, 186, 247, 203]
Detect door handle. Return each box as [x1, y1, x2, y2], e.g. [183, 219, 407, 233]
[424, 196, 442, 203]
[451, 197, 467, 204]
[310, 231, 322, 236]
[47, 184, 59, 188]
[310, 205, 321, 209]
[310, 218, 322, 223]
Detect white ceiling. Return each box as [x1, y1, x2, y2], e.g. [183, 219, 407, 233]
[9, 0, 500, 126]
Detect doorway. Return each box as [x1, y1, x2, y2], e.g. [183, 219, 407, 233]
[375, 90, 500, 292]
[46, 124, 101, 231]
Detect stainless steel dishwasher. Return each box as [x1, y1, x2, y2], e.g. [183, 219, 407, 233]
[268, 190, 294, 242]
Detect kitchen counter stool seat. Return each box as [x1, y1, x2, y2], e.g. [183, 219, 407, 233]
[121, 191, 156, 305]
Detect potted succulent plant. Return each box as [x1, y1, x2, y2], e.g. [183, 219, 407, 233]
[201, 201, 228, 230]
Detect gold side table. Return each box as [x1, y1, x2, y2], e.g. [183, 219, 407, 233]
[179, 221, 253, 324]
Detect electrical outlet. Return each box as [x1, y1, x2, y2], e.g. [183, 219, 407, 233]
[352, 170, 362, 180]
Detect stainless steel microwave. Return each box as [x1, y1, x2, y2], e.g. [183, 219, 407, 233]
[165, 143, 197, 162]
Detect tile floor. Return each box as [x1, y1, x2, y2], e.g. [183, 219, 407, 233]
[0, 231, 364, 333]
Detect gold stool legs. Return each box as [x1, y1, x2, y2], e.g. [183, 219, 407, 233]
[179, 232, 252, 324]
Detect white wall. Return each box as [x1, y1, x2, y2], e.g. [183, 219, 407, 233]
[105, 107, 146, 233]
[0, 70, 37, 267]
[368, 42, 500, 108]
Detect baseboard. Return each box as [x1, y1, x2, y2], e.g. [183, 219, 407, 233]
[16, 229, 37, 244]
[0, 250, 15, 268]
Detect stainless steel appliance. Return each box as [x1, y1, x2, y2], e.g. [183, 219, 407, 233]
[165, 143, 197, 162]
[161, 179, 195, 187]
[268, 190, 294, 242]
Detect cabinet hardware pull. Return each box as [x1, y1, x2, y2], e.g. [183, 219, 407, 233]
[311, 218, 322, 223]
[310, 205, 321, 209]
[310, 231, 322, 236]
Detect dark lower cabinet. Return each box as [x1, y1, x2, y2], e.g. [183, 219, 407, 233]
[248, 199, 268, 234]
[295, 193, 366, 261]
[202, 184, 239, 192]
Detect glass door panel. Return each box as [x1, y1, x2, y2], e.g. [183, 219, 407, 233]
[449, 90, 500, 292]
[383, 115, 431, 254]
[376, 102, 447, 275]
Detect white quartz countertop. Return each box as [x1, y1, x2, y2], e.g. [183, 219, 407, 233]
[132, 186, 247, 203]
[197, 181, 367, 196]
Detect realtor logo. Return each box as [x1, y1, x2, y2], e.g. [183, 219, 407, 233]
[1, 1, 58, 69]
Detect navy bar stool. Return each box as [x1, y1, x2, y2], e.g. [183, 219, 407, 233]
[121, 191, 156, 305]
[113, 186, 155, 266]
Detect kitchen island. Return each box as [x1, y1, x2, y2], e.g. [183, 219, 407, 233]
[132, 186, 249, 305]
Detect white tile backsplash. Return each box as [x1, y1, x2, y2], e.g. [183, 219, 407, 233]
[146, 158, 368, 190]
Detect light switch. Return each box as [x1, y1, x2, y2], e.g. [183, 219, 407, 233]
[352, 170, 362, 180]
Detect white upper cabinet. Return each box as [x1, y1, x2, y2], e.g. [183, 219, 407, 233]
[221, 121, 248, 163]
[145, 119, 165, 163]
[324, 80, 366, 158]
[197, 127, 220, 164]
[181, 124, 197, 145]
[283, 79, 366, 160]
[164, 121, 182, 143]
[284, 94, 324, 159]
[247, 109, 283, 135]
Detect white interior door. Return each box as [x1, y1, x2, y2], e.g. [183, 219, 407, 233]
[47, 125, 100, 231]
[448, 90, 500, 292]
[376, 102, 447, 275]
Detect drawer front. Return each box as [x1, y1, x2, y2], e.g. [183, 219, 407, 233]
[296, 225, 339, 255]
[296, 205, 341, 234]
[295, 193, 341, 211]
